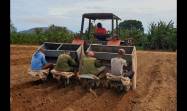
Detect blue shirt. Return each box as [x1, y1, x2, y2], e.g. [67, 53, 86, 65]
[31, 51, 47, 70]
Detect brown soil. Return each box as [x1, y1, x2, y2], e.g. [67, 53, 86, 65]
[10, 45, 176, 111]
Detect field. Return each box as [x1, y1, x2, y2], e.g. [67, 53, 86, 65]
[10, 45, 176, 111]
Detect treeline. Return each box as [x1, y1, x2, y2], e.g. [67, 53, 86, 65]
[10, 24, 74, 45]
[10, 20, 176, 51]
[119, 20, 176, 51]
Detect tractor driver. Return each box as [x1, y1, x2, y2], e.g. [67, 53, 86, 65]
[95, 23, 107, 41]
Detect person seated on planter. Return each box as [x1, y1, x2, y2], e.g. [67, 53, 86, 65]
[110, 49, 134, 79]
[55, 51, 77, 72]
[79, 51, 105, 77]
[51, 51, 77, 80]
[29, 47, 54, 80]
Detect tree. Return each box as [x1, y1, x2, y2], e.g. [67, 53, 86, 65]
[119, 20, 144, 46]
[119, 20, 144, 32]
[10, 24, 74, 44]
[34, 28, 43, 34]
[120, 28, 145, 46]
[145, 20, 176, 50]
[46, 24, 74, 42]
[10, 21, 17, 44]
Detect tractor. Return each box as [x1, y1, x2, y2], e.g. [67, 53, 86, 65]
[77, 13, 137, 92]
[29, 13, 137, 92]
[79, 13, 134, 50]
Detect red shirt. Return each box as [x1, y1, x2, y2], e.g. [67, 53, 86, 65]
[96, 28, 107, 34]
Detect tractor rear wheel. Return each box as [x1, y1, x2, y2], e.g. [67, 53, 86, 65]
[116, 85, 124, 93]
[104, 80, 111, 89]
[81, 79, 89, 89]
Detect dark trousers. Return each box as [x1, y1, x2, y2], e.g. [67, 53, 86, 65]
[96, 36, 107, 41]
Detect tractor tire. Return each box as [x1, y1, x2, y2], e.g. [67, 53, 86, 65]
[124, 85, 130, 92]
[90, 81, 96, 89]
[95, 80, 100, 88]
[81, 79, 88, 89]
[46, 73, 53, 81]
[116, 85, 124, 93]
[105, 80, 111, 89]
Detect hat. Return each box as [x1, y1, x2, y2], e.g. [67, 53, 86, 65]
[118, 49, 125, 55]
[37, 47, 45, 52]
[62, 50, 70, 55]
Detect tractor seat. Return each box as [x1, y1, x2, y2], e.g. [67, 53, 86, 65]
[78, 74, 100, 80]
[106, 73, 123, 81]
[51, 69, 75, 80]
[106, 72, 131, 86]
[93, 33, 110, 41]
[28, 68, 49, 80]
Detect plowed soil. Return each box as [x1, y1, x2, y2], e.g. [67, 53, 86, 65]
[10, 45, 176, 111]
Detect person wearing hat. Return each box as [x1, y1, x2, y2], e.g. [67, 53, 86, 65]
[50, 51, 78, 80]
[54, 51, 77, 72]
[79, 51, 105, 76]
[31, 47, 54, 70]
[29, 47, 54, 80]
[111, 49, 127, 76]
[107, 34, 121, 46]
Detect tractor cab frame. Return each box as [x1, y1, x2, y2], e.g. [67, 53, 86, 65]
[80, 13, 121, 40]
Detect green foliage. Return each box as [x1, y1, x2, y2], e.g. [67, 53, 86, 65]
[119, 20, 145, 46]
[10, 20, 176, 51]
[120, 28, 145, 46]
[10, 24, 74, 45]
[119, 20, 144, 32]
[143, 20, 177, 51]
[119, 20, 176, 51]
